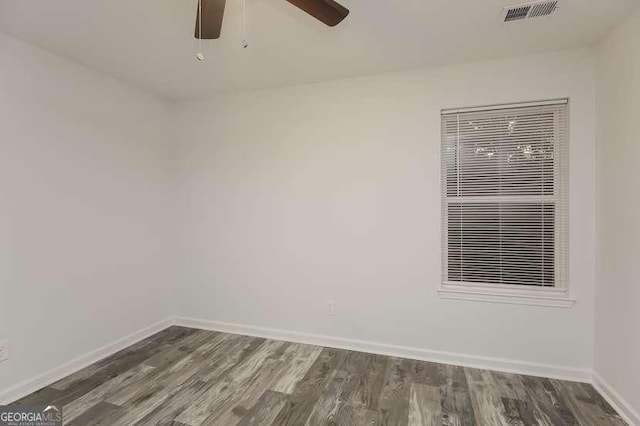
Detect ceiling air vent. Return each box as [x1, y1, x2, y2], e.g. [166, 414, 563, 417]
[503, 1, 558, 22]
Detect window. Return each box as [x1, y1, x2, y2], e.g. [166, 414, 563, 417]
[439, 100, 572, 307]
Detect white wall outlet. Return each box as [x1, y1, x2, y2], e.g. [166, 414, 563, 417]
[327, 300, 335, 316]
[0, 340, 8, 362]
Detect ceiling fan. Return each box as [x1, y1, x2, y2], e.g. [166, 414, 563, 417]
[194, 0, 350, 39]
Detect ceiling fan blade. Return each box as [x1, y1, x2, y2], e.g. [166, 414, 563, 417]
[195, 0, 226, 39]
[286, 0, 349, 27]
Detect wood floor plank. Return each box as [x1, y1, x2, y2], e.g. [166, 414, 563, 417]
[411, 360, 446, 387]
[464, 367, 513, 426]
[13, 386, 64, 406]
[305, 369, 359, 425]
[238, 390, 289, 426]
[408, 383, 442, 426]
[271, 344, 323, 394]
[132, 379, 209, 425]
[582, 382, 626, 418]
[212, 343, 300, 425]
[491, 371, 528, 400]
[189, 331, 235, 356]
[439, 364, 476, 426]
[271, 348, 348, 426]
[141, 329, 214, 369]
[108, 361, 214, 426]
[174, 339, 285, 425]
[103, 335, 246, 425]
[352, 408, 380, 426]
[109, 386, 171, 426]
[330, 404, 382, 426]
[50, 363, 102, 391]
[106, 351, 203, 406]
[553, 380, 627, 426]
[66, 401, 125, 426]
[345, 353, 389, 410]
[194, 335, 266, 383]
[93, 326, 199, 372]
[519, 375, 578, 425]
[20, 327, 202, 409]
[103, 332, 229, 410]
[63, 364, 156, 423]
[378, 357, 412, 426]
[322, 352, 389, 425]
[501, 397, 538, 426]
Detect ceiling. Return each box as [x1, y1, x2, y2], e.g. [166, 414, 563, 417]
[1, 0, 637, 100]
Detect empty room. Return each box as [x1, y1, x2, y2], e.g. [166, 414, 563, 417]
[1, 0, 639, 424]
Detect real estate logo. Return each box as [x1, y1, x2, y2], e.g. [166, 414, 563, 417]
[0, 405, 62, 426]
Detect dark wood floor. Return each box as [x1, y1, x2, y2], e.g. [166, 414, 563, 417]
[15, 326, 626, 425]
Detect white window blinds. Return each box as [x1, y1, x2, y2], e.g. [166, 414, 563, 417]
[441, 100, 568, 289]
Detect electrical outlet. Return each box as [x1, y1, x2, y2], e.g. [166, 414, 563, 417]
[327, 300, 335, 316]
[0, 340, 8, 362]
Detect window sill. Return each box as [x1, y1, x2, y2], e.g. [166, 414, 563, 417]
[438, 283, 575, 308]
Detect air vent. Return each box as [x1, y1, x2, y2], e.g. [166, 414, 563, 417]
[503, 1, 558, 22]
[505, 6, 531, 21]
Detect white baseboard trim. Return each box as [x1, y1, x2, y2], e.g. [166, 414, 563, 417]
[174, 316, 592, 383]
[0, 316, 176, 405]
[593, 371, 639, 426]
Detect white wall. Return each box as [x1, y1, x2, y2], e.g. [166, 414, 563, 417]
[595, 5, 640, 422]
[174, 49, 597, 375]
[0, 33, 173, 395]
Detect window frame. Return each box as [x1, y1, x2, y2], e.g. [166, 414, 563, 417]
[438, 99, 574, 308]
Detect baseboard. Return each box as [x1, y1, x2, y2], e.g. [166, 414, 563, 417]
[0, 316, 176, 405]
[174, 317, 592, 383]
[593, 371, 639, 426]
